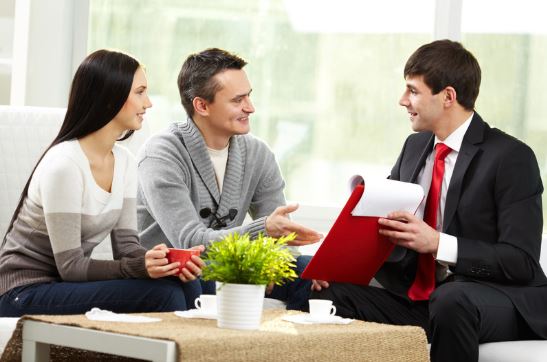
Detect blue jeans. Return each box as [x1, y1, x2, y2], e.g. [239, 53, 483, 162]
[0, 277, 202, 317]
[268, 255, 312, 310]
[200, 255, 312, 310]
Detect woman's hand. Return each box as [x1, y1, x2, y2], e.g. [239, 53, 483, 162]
[145, 244, 179, 279]
[146, 244, 206, 282]
[178, 245, 206, 283]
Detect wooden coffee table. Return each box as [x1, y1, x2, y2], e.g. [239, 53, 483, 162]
[8, 310, 428, 362]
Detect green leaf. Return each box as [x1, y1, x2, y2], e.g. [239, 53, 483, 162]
[201, 232, 298, 285]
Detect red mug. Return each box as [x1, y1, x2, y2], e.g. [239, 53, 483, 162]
[166, 248, 201, 273]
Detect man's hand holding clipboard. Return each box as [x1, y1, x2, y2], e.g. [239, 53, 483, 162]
[302, 176, 424, 287]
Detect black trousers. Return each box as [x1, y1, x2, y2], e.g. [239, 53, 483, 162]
[311, 280, 536, 362]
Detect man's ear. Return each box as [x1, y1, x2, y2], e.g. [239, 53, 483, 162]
[193, 97, 209, 116]
[443, 87, 457, 107]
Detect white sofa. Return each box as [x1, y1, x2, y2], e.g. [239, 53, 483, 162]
[0, 106, 150, 355]
[1, 106, 546, 361]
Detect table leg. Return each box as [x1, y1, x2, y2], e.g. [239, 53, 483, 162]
[22, 338, 50, 362]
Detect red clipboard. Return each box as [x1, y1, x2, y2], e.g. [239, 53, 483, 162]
[301, 184, 395, 285]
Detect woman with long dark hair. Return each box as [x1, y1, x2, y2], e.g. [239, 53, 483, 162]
[0, 50, 204, 317]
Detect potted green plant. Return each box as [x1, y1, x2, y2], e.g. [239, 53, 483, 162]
[202, 232, 298, 330]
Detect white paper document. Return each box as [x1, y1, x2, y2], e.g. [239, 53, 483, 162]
[348, 174, 424, 217]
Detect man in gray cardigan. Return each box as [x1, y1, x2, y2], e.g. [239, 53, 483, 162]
[136, 48, 321, 310]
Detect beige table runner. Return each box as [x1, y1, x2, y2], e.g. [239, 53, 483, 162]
[1, 310, 429, 362]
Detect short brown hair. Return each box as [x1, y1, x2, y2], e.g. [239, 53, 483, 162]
[404, 40, 481, 110]
[177, 48, 247, 117]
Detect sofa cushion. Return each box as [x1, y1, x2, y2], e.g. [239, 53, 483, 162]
[479, 340, 547, 362]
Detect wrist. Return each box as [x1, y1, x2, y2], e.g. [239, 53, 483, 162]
[432, 231, 440, 256]
[264, 215, 271, 236]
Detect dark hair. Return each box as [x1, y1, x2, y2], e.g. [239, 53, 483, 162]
[404, 39, 481, 110]
[3, 49, 140, 240]
[177, 48, 247, 117]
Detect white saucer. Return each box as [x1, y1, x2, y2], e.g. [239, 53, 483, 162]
[282, 313, 353, 325]
[174, 309, 217, 320]
[307, 315, 341, 323]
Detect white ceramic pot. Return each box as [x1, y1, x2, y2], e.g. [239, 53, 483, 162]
[216, 282, 266, 330]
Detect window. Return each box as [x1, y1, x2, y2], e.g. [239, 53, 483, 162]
[89, 0, 433, 205]
[0, 0, 15, 105]
[461, 0, 547, 226]
[89, 1, 547, 228]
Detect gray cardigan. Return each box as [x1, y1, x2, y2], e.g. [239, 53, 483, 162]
[136, 119, 286, 249]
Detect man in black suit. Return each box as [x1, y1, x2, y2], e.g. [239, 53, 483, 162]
[311, 40, 547, 362]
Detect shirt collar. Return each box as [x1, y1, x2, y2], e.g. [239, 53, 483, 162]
[434, 112, 474, 152]
[207, 143, 230, 155]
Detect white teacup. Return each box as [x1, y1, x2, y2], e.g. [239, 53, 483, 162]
[309, 299, 336, 319]
[194, 295, 217, 314]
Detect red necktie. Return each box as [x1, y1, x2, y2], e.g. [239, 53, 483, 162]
[408, 143, 452, 301]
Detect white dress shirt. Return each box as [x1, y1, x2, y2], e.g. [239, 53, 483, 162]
[414, 114, 473, 278]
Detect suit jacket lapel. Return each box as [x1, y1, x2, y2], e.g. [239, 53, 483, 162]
[180, 118, 220, 204]
[387, 133, 433, 263]
[443, 113, 486, 231]
[409, 134, 435, 183]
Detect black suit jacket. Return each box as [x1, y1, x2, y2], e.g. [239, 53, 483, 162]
[375, 113, 547, 337]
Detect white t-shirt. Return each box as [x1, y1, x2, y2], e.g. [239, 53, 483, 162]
[207, 144, 229, 193]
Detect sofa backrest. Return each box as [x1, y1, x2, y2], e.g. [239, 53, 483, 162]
[0, 105, 150, 237]
[0, 106, 65, 236]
